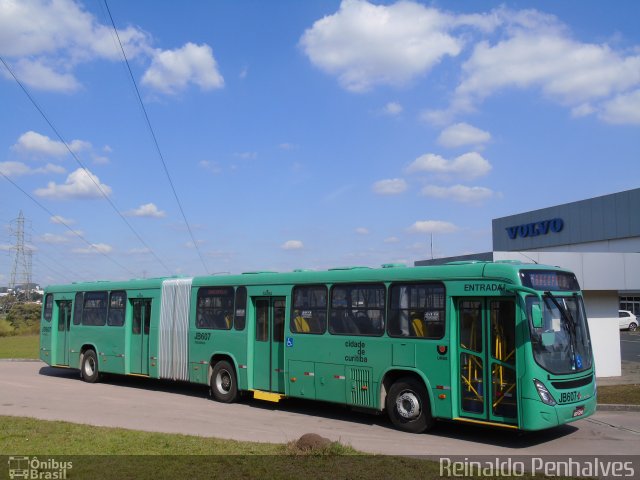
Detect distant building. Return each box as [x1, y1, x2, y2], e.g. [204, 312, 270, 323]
[416, 187, 640, 377]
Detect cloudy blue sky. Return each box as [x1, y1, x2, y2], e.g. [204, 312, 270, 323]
[1, 0, 639, 285]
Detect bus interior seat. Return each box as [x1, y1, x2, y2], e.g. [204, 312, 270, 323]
[294, 315, 311, 333]
[412, 318, 426, 337]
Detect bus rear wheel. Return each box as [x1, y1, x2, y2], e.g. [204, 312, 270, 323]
[80, 350, 100, 383]
[210, 360, 238, 403]
[386, 377, 433, 433]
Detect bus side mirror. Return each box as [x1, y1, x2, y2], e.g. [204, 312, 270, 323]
[531, 304, 543, 329]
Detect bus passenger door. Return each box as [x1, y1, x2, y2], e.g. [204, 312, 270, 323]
[253, 297, 285, 393]
[55, 300, 72, 366]
[131, 299, 152, 375]
[458, 298, 517, 425]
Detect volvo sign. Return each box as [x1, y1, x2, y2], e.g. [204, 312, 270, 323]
[506, 218, 564, 240]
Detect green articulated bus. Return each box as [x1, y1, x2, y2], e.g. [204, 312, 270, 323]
[39, 261, 596, 433]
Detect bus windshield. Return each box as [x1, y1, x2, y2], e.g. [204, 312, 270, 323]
[526, 295, 592, 375]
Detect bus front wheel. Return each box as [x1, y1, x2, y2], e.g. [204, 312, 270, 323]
[210, 360, 238, 403]
[80, 350, 100, 383]
[386, 377, 433, 433]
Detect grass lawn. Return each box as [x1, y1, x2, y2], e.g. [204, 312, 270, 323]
[0, 416, 443, 480]
[597, 384, 640, 405]
[0, 334, 39, 359]
[0, 416, 583, 480]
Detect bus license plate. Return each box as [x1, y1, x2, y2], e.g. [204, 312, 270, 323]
[572, 406, 585, 417]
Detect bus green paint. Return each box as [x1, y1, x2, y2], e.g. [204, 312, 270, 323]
[39, 262, 597, 433]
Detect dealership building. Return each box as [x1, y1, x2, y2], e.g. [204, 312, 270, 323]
[416, 187, 640, 377]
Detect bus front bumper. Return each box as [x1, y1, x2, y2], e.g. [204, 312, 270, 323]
[520, 394, 597, 431]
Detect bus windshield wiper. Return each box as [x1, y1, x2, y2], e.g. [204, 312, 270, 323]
[544, 291, 580, 370]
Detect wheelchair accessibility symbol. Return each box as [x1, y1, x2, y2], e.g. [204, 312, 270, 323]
[286, 337, 294, 347]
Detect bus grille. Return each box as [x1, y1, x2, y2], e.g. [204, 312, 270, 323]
[349, 367, 372, 407]
[551, 374, 593, 390]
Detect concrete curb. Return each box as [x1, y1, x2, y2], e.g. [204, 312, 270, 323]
[0, 358, 42, 362]
[597, 403, 640, 412]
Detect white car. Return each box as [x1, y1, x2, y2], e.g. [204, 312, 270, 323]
[619, 310, 638, 331]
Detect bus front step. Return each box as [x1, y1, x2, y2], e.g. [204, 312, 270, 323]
[252, 390, 284, 403]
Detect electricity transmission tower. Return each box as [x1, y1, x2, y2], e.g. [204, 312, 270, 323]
[9, 210, 33, 302]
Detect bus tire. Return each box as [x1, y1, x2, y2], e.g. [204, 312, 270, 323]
[386, 377, 433, 433]
[80, 350, 100, 383]
[210, 360, 238, 403]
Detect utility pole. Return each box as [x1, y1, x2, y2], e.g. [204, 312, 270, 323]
[9, 211, 33, 302]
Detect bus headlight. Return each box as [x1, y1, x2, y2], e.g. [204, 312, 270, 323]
[533, 379, 557, 406]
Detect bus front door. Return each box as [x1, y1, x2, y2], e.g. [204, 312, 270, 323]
[131, 299, 152, 375]
[55, 300, 72, 366]
[458, 298, 517, 425]
[253, 297, 285, 393]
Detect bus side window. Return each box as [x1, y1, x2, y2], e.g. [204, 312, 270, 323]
[290, 285, 327, 334]
[83, 291, 108, 326]
[43, 294, 53, 322]
[388, 283, 446, 339]
[107, 291, 126, 326]
[329, 284, 385, 336]
[234, 287, 247, 331]
[196, 287, 234, 330]
[73, 292, 83, 325]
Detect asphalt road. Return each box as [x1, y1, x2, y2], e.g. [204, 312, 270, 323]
[1, 361, 639, 456]
[621, 331, 640, 363]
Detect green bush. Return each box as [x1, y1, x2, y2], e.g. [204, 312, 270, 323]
[6, 302, 41, 335]
[0, 317, 15, 337]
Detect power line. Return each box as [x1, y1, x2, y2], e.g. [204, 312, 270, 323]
[0, 170, 137, 277]
[103, 0, 210, 274]
[0, 55, 173, 276]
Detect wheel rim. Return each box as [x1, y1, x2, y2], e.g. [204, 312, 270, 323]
[84, 356, 95, 377]
[396, 390, 421, 420]
[631, 323, 637, 331]
[215, 369, 232, 394]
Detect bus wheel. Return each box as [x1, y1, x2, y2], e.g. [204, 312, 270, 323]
[80, 350, 100, 383]
[210, 360, 238, 403]
[386, 377, 433, 433]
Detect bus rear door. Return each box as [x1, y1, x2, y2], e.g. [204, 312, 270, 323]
[131, 299, 152, 375]
[457, 298, 518, 426]
[55, 300, 72, 366]
[253, 297, 286, 393]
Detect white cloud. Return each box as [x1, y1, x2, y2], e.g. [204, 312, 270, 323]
[437, 123, 491, 148]
[0, 161, 65, 177]
[406, 152, 491, 179]
[127, 247, 151, 255]
[355, 227, 370, 235]
[384, 236, 400, 244]
[279, 143, 296, 150]
[408, 220, 459, 234]
[600, 89, 640, 125]
[382, 102, 403, 116]
[421, 184, 496, 203]
[199, 160, 222, 174]
[34, 168, 112, 199]
[73, 243, 113, 254]
[234, 151, 258, 160]
[9, 58, 80, 92]
[300, 0, 465, 92]
[50, 215, 74, 225]
[449, 10, 640, 121]
[372, 178, 408, 195]
[141, 43, 224, 94]
[282, 240, 304, 250]
[125, 203, 166, 218]
[12, 131, 91, 157]
[0, 0, 151, 91]
[571, 103, 596, 118]
[39, 233, 70, 244]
